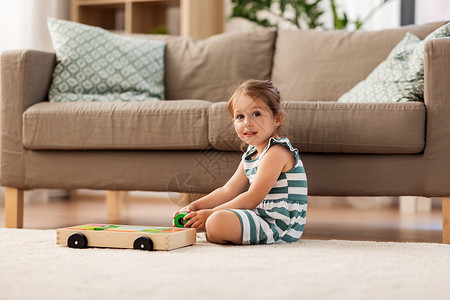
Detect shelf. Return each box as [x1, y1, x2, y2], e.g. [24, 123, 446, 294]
[71, 0, 224, 38]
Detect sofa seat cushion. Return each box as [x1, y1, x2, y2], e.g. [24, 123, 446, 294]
[209, 101, 425, 154]
[23, 100, 211, 150]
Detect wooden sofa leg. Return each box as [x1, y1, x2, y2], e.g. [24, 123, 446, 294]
[106, 191, 123, 222]
[5, 187, 24, 228]
[443, 197, 450, 244]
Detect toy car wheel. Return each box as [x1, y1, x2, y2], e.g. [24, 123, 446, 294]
[133, 236, 153, 251]
[68, 233, 88, 249]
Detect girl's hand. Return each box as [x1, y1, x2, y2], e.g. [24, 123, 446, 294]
[172, 204, 195, 226]
[172, 203, 195, 219]
[184, 209, 214, 229]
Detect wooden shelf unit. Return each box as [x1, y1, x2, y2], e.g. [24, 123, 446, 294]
[71, 0, 224, 38]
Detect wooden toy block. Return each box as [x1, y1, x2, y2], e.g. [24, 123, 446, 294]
[57, 224, 196, 251]
[174, 211, 191, 228]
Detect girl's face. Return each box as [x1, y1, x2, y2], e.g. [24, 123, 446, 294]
[232, 94, 281, 151]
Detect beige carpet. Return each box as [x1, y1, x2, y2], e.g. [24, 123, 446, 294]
[1, 228, 449, 300]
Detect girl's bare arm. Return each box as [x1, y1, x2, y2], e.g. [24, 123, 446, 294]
[183, 161, 249, 211]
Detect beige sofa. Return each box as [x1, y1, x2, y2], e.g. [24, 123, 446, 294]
[2, 21, 450, 242]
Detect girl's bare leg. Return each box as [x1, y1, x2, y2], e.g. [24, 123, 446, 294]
[205, 210, 242, 244]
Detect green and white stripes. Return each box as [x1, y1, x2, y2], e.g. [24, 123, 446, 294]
[230, 137, 307, 244]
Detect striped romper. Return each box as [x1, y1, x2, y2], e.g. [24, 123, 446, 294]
[229, 137, 307, 244]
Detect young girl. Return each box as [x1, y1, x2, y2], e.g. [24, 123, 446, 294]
[173, 79, 307, 245]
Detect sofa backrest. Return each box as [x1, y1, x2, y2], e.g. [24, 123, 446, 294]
[272, 21, 448, 102]
[142, 29, 276, 102]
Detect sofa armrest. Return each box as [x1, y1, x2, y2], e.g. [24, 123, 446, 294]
[1, 50, 56, 187]
[423, 37, 450, 196]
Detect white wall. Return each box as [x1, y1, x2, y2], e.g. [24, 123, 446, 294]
[331, 0, 401, 30]
[416, 0, 450, 24]
[2, 0, 447, 54]
[0, 0, 70, 54]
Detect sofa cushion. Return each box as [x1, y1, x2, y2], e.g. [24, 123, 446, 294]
[338, 22, 450, 103]
[272, 21, 448, 102]
[47, 18, 165, 102]
[209, 101, 425, 154]
[23, 100, 211, 150]
[163, 29, 276, 102]
[337, 32, 422, 103]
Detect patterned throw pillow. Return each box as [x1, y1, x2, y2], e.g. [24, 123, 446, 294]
[47, 18, 165, 102]
[338, 22, 450, 103]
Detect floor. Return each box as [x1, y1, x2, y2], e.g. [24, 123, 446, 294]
[0, 191, 443, 243]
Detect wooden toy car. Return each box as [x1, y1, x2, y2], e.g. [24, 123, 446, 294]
[57, 224, 196, 251]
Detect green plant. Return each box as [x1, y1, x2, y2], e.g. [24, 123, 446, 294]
[149, 25, 168, 35]
[230, 0, 394, 30]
